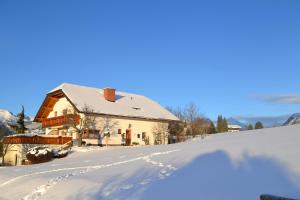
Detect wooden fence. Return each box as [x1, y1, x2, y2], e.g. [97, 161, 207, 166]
[3, 135, 72, 145]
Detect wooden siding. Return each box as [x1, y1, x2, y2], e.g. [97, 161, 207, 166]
[42, 114, 80, 128]
[3, 135, 72, 145]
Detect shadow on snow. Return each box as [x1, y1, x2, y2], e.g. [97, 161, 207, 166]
[140, 151, 300, 200]
[68, 150, 300, 200]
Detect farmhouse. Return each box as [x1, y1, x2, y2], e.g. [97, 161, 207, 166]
[228, 124, 242, 132]
[34, 83, 179, 146]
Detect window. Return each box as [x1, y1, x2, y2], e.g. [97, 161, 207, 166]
[137, 134, 140, 139]
[83, 129, 100, 139]
[62, 109, 67, 115]
[118, 129, 122, 134]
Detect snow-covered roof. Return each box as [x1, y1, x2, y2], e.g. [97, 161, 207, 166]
[228, 124, 242, 129]
[48, 83, 179, 121]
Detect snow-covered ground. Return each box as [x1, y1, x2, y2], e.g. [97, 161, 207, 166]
[1, 125, 300, 200]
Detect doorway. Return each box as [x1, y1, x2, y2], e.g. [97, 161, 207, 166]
[125, 129, 131, 146]
[15, 154, 18, 166]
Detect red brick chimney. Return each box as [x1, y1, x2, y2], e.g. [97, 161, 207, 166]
[103, 88, 116, 102]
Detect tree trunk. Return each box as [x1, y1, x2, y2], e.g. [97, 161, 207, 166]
[105, 136, 109, 147]
[77, 132, 82, 147]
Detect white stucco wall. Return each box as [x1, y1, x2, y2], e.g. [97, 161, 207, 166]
[2, 144, 23, 166]
[91, 115, 169, 145]
[48, 97, 73, 118]
[2, 144, 67, 166]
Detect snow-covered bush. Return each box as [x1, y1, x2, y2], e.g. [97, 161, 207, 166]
[26, 146, 53, 164]
[26, 146, 70, 163]
[52, 149, 69, 158]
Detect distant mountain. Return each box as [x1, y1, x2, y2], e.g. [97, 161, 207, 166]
[0, 109, 18, 126]
[0, 109, 42, 136]
[226, 118, 246, 128]
[0, 121, 12, 138]
[232, 115, 291, 128]
[283, 113, 300, 126]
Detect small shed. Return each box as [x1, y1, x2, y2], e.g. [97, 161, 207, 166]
[1, 134, 72, 166]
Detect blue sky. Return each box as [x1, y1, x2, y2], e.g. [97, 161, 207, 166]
[0, 0, 300, 121]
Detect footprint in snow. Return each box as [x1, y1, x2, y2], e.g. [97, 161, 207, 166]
[51, 164, 62, 167]
[140, 179, 151, 185]
[160, 169, 167, 174]
[166, 164, 176, 170]
[159, 169, 172, 179]
[120, 184, 134, 190]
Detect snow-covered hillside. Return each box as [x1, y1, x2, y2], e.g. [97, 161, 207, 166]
[284, 113, 300, 126]
[1, 125, 300, 200]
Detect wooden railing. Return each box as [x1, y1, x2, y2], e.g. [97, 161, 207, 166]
[59, 140, 73, 150]
[3, 135, 73, 145]
[42, 114, 80, 128]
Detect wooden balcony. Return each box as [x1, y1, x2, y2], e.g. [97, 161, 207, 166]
[3, 135, 72, 145]
[42, 114, 80, 128]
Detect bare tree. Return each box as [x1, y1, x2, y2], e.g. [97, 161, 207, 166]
[184, 103, 201, 137]
[65, 104, 97, 146]
[166, 106, 186, 143]
[166, 106, 186, 122]
[143, 135, 150, 145]
[66, 104, 120, 147]
[168, 103, 212, 140]
[152, 122, 169, 145]
[192, 117, 211, 139]
[99, 116, 119, 146]
[184, 103, 199, 124]
[168, 120, 185, 143]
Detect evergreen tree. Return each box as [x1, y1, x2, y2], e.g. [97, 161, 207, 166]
[17, 105, 26, 134]
[247, 124, 254, 130]
[208, 121, 217, 134]
[216, 115, 223, 133]
[217, 115, 229, 133]
[223, 117, 228, 132]
[255, 121, 264, 129]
